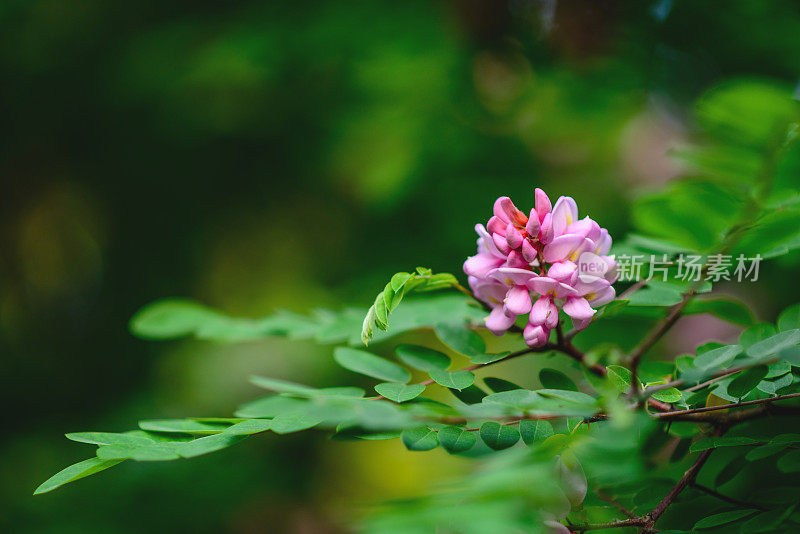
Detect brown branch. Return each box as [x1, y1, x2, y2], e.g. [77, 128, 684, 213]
[618, 278, 649, 300]
[643, 425, 728, 529]
[690, 483, 766, 511]
[654, 392, 800, 420]
[642, 357, 780, 397]
[628, 290, 696, 396]
[596, 489, 637, 519]
[559, 341, 607, 377]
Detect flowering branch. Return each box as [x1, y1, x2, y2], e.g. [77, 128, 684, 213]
[654, 392, 800, 420]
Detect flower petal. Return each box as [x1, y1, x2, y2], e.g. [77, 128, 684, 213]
[505, 250, 528, 269]
[494, 197, 528, 227]
[487, 216, 506, 236]
[476, 224, 504, 258]
[489, 267, 536, 286]
[542, 234, 585, 263]
[485, 307, 516, 336]
[526, 209, 540, 236]
[529, 295, 554, 326]
[464, 253, 504, 278]
[522, 239, 537, 263]
[586, 285, 615, 307]
[547, 261, 577, 283]
[563, 297, 595, 321]
[535, 188, 552, 221]
[523, 323, 549, 347]
[539, 213, 554, 244]
[504, 285, 532, 315]
[492, 233, 511, 255]
[527, 276, 558, 295]
[551, 196, 579, 237]
[506, 223, 523, 249]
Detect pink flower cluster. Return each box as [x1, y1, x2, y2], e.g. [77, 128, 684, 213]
[464, 189, 617, 347]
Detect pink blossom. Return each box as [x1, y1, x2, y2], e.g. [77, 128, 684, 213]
[463, 189, 616, 346]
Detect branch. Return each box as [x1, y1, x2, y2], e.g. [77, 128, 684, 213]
[595, 489, 637, 519]
[569, 517, 646, 532]
[690, 483, 766, 511]
[644, 425, 728, 528]
[654, 392, 800, 420]
[641, 357, 779, 397]
[628, 289, 696, 396]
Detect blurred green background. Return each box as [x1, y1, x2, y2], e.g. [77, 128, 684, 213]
[4, 0, 800, 532]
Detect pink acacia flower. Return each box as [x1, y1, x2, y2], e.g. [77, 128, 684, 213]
[463, 188, 616, 347]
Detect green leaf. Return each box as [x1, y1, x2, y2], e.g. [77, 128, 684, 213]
[479, 422, 520, 450]
[334, 347, 411, 383]
[740, 323, 779, 349]
[539, 369, 578, 391]
[97, 442, 182, 461]
[468, 352, 511, 365]
[179, 434, 246, 458]
[249, 376, 364, 399]
[269, 413, 323, 434]
[483, 377, 522, 392]
[390, 272, 412, 292]
[684, 297, 755, 326]
[360, 269, 461, 344]
[690, 436, 760, 452]
[34, 458, 125, 495]
[747, 330, 800, 358]
[65, 432, 154, 447]
[138, 419, 229, 435]
[746, 444, 785, 461]
[401, 426, 439, 451]
[537, 389, 596, 405]
[632, 179, 743, 251]
[628, 285, 684, 307]
[695, 344, 743, 369]
[606, 365, 633, 393]
[778, 304, 800, 331]
[727, 366, 769, 399]
[395, 344, 450, 371]
[449, 385, 488, 404]
[777, 449, 800, 473]
[519, 420, 554, 445]
[650, 388, 682, 403]
[434, 323, 486, 357]
[694, 509, 756, 529]
[223, 420, 273, 435]
[374, 382, 426, 403]
[129, 299, 221, 340]
[428, 369, 475, 390]
[234, 396, 307, 418]
[438, 426, 477, 454]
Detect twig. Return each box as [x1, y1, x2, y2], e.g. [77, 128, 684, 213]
[595, 489, 637, 519]
[559, 341, 607, 377]
[628, 290, 696, 396]
[643, 425, 728, 529]
[618, 279, 649, 300]
[690, 483, 766, 511]
[569, 517, 646, 532]
[654, 392, 800, 419]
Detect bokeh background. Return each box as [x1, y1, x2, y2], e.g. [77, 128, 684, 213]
[3, 0, 800, 532]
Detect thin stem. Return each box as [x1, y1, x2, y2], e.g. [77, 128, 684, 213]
[641, 357, 779, 397]
[691, 483, 766, 511]
[628, 289, 696, 396]
[596, 489, 637, 519]
[569, 517, 646, 532]
[618, 279, 648, 300]
[654, 392, 800, 419]
[645, 425, 728, 527]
